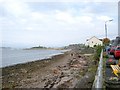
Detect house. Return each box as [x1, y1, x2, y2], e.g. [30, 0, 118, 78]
[85, 36, 103, 47]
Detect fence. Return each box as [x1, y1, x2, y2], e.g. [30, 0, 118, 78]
[92, 49, 103, 89]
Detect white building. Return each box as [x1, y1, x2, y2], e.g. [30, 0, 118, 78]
[85, 36, 103, 47]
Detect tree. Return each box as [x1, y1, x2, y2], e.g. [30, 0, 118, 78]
[103, 38, 110, 45]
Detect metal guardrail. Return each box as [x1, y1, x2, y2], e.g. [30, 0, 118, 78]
[92, 49, 103, 90]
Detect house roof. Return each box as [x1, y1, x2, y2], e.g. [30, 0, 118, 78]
[87, 36, 101, 41]
[99, 39, 103, 41]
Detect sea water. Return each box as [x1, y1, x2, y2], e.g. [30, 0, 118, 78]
[0, 48, 67, 68]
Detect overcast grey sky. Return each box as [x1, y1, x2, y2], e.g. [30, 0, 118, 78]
[0, 0, 119, 48]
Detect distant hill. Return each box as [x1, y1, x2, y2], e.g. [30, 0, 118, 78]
[63, 44, 86, 50]
[30, 46, 47, 49]
[26, 46, 57, 50]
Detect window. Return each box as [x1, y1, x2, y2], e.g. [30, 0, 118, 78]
[117, 47, 120, 50]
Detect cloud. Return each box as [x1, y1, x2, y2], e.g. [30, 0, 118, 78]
[75, 16, 93, 23]
[1, 0, 118, 47]
[2, 0, 30, 18]
[55, 11, 74, 23]
[21, 0, 119, 3]
[97, 16, 113, 21]
[54, 10, 93, 24]
[31, 12, 48, 20]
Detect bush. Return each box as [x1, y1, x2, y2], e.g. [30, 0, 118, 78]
[103, 52, 109, 58]
[94, 45, 103, 60]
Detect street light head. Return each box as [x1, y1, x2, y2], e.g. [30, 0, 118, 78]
[109, 19, 113, 22]
[105, 19, 113, 39]
[105, 19, 113, 23]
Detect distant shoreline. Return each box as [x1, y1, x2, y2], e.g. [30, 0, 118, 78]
[24, 45, 64, 50]
[23, 48, 62, 50]
[0, 46, 66, 51]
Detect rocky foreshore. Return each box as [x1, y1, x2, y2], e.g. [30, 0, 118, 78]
[1, 49, 97, 89]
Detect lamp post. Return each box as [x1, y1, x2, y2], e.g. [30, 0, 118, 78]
[105, 19, 113, 38]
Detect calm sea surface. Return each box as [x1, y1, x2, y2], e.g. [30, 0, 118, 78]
[0, 48, 67, 68]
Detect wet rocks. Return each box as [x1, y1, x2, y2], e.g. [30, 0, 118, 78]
[41, 52, 89, 88]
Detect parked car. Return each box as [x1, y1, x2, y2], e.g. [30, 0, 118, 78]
[106, 58, 116, 67]
[109, 46, 116, 55]
[105, 46, 111, 55]
[114, 46, 120, 59]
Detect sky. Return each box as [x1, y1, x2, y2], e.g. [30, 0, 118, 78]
[0, 0, 119, 48]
